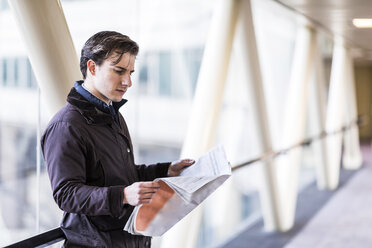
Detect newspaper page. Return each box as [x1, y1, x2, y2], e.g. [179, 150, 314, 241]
[124, 145, 231, 236]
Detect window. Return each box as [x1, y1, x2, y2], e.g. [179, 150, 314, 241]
[158, 51, 172, 96]
[2, 58, 7, 86]
[14, 58, 19, 87]
[183, 47, 203, 94]
[0, 57, 38, 89]
[0, 0, 9, 11]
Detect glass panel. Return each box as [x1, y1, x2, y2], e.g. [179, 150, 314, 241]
[0, 7, 37, 245]
[253, 0, 297, 146]
[0, 7, 61, 246]
[194, 0, 302, 247]
[0, 92, 39, 246]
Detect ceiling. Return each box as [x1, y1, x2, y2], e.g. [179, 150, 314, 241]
[275, 0, 372, 58]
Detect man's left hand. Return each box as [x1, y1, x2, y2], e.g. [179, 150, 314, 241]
[168, 159, 195, 177]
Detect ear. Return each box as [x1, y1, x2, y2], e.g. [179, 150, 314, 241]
[87, 59, 97, 76]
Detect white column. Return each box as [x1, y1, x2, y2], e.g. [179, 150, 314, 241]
[277, 26, 316, 231]
[325, 38, 348, 189]
[160, 0, 240, 247]
[307, 31, 330, 189]
[342, 49, 362, 169]
[8, 0, 81, 115]
[236, 0, 281, 231]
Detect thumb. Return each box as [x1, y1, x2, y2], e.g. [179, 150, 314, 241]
[183, 159, 195, 164]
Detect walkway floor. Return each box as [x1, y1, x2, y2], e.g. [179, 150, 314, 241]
[220, 145, 372, 248]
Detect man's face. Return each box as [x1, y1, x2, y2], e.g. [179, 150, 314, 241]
[90, 52, 135, 104]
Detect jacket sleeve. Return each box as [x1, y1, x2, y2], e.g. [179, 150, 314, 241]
[135, 162, 171, 181]
[41, 121, 128, 218]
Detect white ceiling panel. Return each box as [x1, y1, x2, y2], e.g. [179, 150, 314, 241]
[275, 0, 372, 52]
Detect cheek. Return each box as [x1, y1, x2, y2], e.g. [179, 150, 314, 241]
[106, 73, 121, 84]
[101, 74, 119, 89]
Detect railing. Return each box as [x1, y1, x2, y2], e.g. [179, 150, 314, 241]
[4, 119, 362, 247]
[4, 228, 65, 248]
[232, 119, 361, 171]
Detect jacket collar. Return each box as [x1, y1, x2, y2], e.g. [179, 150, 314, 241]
[67, 82, 127, 125]
[73, 80, 127, 112]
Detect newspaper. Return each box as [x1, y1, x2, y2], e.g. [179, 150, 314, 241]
[124, 145, 231, 236]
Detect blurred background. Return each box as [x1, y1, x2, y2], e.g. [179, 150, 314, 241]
[0, 0, 371, 247]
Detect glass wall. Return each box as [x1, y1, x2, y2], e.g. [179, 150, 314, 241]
[0, 1, 63, 246]
[193, 0, 299, 246]
[0, 0, 213, 245]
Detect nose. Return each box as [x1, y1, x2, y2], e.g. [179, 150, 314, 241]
[121, 74, 132, 88]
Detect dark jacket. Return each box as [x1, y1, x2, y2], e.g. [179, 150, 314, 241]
[41, 87, 170, 247]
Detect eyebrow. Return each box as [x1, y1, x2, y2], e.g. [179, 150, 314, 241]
[113, 65, 135, 73]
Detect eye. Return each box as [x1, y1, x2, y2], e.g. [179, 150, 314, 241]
[114, 69, 125, 75]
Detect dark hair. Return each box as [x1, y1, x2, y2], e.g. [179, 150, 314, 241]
[80, 31, 139, 79]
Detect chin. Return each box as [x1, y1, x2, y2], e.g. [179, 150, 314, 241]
[112, 98, 123, 102]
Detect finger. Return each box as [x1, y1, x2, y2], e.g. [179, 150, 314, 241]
[138, 187, 159, 194]
[139, 199, 152, 204]
[139, 182, 160, 188]
[177, 160, 195, 169]
[139, 192, 157, 200]
[181, 159, 195, 165]
[175, 159, 195, 168]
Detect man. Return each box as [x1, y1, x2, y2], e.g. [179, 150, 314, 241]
[41, 31, 194, 247]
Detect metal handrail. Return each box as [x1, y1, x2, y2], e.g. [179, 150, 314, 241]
[232, 119, 361, 171]
[4, 119, 362, 247]
[3, 227, 65, 248]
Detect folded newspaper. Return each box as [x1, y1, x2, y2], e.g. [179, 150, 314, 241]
[124, 145, 231, 236]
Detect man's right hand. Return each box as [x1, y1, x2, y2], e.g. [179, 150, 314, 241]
[123, 182, 160, 206]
